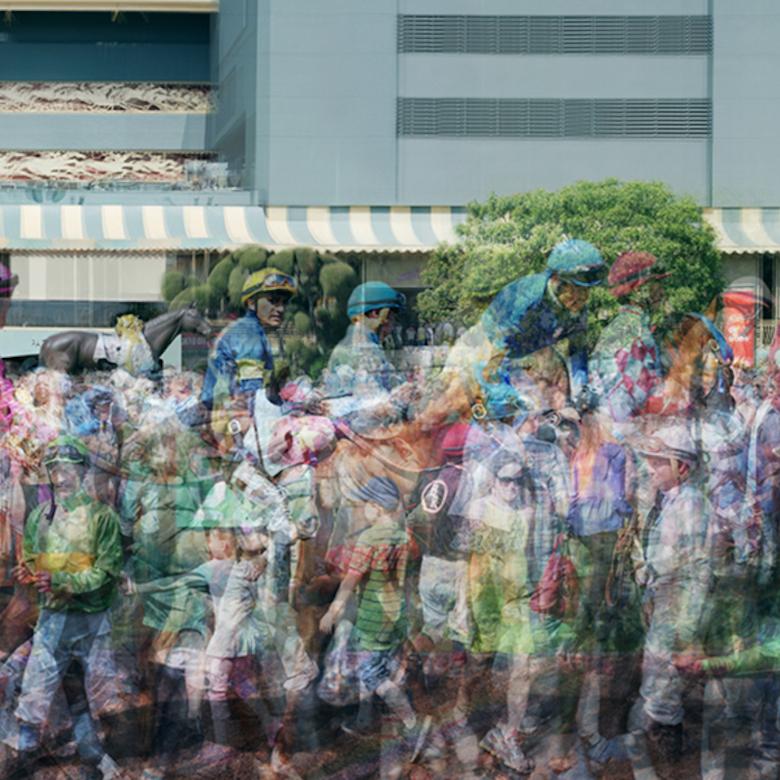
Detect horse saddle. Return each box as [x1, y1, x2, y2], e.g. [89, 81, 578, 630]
[94, 332, 155, 374]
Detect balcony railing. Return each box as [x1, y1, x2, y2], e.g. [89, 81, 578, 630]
[1, 1, 217, 11]
[0, 82, 213, 113]
[0, 152, 241, 190]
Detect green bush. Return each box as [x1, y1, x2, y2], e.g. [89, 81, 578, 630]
[284, 336, 304, 363]
[227, 266, 249, 309]
[193, 284, 213, 310]
[269, 248, 295, 275]
[285, 337, 320, 378]
[319, 261, 356, 299]
[305, 354, 327, 381]
[313, 304, 330, 327]
[170, 286, 197, 310]
[207, 257, 235, 299]
[293, 311, 312, 335]
[295, 247, 319, 276]
[161, 270, 187, 303]
[238, 246, 268, 272]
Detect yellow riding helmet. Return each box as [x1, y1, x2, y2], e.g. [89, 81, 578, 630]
[241, 267, 297, 306]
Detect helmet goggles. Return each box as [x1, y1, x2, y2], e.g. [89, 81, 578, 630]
[560, 264, 608, 288]
[241, 269, 297, 305]
[44, 437, 89, 469]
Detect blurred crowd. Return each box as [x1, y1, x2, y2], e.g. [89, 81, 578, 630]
[0, 248, 779, 780]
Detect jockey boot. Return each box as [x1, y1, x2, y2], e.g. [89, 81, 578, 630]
[341, 696, 375, 737]
[199, 700, 241, 769]
[210, 700, 239, 747]
[645, 719, 682, 780]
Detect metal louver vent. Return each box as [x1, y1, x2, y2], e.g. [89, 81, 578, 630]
[397, 98, 712, 138]
[398, 15, 712, 55]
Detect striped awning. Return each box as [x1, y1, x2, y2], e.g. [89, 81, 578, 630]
[0, 205, 467, 253]
[703, 208, 780, 254]
[8, 204, 774, 255]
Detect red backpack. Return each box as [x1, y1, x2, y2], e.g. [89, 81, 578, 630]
[530, 533, 579, 621]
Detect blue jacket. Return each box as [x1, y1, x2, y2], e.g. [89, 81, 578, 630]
[481, 271, 589, 387]
[201, 310, 274, 410]
[468, 272, 590, 418]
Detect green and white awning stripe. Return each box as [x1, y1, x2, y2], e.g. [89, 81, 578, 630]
[704, 208, 780, 254]
[8, 205, 774, 255]
[0, 205, 468, 252]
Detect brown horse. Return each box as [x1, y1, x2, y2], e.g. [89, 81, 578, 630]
[296, 347, 564, 612]
[651, 310, 731, 415]
[39, 305, 211, 374]
[293, 376, 476, 653]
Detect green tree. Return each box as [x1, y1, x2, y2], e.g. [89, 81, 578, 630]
[237, 246, 268, 272]
[206, 257, 234, 301]
[161, 270, 187, 303]
[417, 179, 724, 343]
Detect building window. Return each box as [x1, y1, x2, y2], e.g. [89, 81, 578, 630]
[172, 251, 212, 281]
[398, 14, 712, 55]
[397, 97, 711, 139]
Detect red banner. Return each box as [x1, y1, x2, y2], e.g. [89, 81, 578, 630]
[722, 290, 757, 367]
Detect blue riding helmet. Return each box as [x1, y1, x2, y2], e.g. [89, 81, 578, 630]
[546, 239, 607, 287]
[347, 282, 406, 318]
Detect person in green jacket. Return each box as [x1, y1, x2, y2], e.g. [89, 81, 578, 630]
[12, 435, 124, 778]
[675, 620, 780, 779]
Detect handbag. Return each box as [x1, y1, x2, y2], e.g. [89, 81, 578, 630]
[530, 532, 579, 620]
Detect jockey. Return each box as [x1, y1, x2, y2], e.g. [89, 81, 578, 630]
[321, 281, 408, 424]
[13, 436, 124, 779]
[444, 239, 606, 422]
[590, 251, 670, 422]
[200, 267, 296, 412]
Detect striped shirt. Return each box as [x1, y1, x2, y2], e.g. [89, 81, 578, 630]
[348, 520, 409, 652]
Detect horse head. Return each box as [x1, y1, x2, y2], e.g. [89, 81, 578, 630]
[180, 304, 213, 337]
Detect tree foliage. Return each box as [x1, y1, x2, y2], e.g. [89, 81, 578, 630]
[417, 179, 724, 342]
[161, 270, 187, 303]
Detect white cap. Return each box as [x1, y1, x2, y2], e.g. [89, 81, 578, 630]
[634, 422, 699, 464]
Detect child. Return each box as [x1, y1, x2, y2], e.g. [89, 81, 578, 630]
[319, 476, 430, 764]
[139, 459, 315, 779]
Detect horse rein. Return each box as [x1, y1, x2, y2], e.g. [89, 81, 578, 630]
[334, 420, 440, 478]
